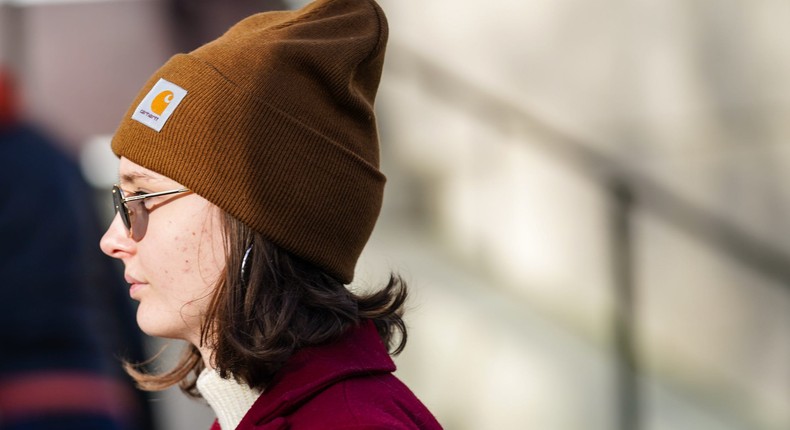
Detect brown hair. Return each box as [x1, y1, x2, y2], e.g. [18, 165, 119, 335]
[125, 211, 407, 395]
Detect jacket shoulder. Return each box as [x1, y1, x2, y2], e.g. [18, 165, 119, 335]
[285, 372, 442, 429]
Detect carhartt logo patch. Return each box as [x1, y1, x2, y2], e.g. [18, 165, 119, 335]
[131, 78, 187, 132]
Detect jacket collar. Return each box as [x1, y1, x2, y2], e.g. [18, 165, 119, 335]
[237, 320, 396, 427]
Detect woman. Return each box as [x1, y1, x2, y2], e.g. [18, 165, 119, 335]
[99, 0, 442, 429]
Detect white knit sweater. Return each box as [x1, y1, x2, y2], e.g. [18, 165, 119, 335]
[196, 368, 262, 430]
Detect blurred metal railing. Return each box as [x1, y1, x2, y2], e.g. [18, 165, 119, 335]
[386, 44, 790, 430]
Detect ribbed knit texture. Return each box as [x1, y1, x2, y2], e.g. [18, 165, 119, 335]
[197, 369, 262, 430]
[111, 0, 388, 283]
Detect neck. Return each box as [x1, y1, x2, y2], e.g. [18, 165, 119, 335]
[199, 344, 214, 369]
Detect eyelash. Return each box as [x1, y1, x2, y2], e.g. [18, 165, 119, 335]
[123, 188, 149, 197]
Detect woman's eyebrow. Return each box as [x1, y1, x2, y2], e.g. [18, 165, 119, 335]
[120, 171, 162, 185]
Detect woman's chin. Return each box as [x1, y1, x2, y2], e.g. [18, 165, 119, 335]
[134, 302, 202, 343]
[136, 311, 178, 340]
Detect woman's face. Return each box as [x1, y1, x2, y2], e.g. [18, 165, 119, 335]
[100, 157, 226, 346]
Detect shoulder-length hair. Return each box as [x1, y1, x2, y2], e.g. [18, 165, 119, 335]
[126, 211, 408, 395]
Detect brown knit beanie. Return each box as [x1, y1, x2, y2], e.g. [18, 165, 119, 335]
[111, 0, 388, 284]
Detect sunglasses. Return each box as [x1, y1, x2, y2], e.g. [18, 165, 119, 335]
[112, 184, 190, 240]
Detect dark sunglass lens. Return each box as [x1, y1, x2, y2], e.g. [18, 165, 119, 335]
[126, 200, 148, 240]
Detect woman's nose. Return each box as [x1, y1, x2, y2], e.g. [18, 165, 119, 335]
[100, 213, 134, 258]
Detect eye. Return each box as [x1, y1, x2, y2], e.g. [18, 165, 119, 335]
[118, 187, 141, 197]
[126, 189, 155, 210]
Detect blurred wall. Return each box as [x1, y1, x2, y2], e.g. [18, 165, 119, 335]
[0, 0, 175, 153]
[376, 0, 790, 429]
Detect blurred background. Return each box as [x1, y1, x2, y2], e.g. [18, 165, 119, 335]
[1, 0, 789, 429]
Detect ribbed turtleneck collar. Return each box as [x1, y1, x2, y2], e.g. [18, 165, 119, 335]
[197, 368, 262, 430]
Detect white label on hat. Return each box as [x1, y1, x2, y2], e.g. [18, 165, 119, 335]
[131, 78, 188, 132]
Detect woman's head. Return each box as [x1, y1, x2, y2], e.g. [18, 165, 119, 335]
[102, 0, 405, 394]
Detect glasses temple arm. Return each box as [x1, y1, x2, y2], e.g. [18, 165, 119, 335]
[122, 188, 189, 203]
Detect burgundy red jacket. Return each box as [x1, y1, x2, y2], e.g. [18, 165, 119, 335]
[210, 321, 442, 429]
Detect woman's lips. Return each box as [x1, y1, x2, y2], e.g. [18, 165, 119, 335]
[129, 283, 145, 297]
[125, 274, 146, 297]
